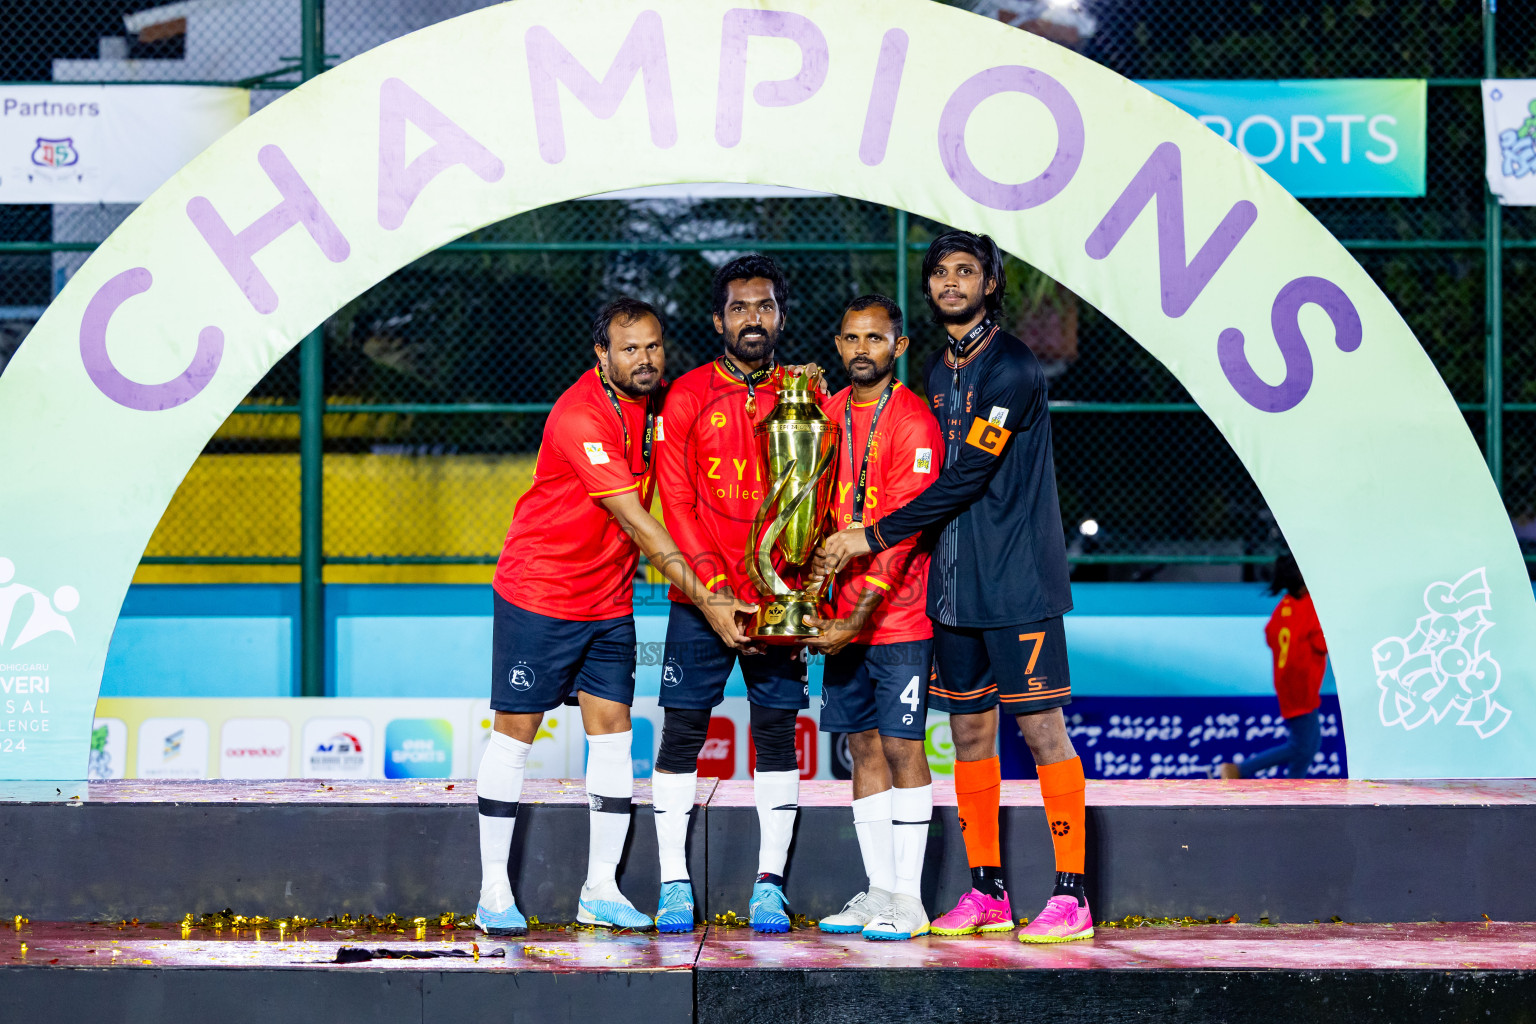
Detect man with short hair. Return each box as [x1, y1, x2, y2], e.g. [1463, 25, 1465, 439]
[805, 295, 944, 941]
[817, 232, 1093, 944]
[475, 297, 754, 937]
[650, 254, 810, 933]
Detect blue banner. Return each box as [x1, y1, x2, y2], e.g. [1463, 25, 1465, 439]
[1141, 80, 1426, 197]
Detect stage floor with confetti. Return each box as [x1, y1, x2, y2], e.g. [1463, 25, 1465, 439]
[2, 918, 1535, 1023]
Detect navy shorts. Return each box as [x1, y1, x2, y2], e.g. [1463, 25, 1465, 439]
[930, 615, 1071, 715]
[490, 593, 636, 714]
[819, 638, 932, 741]
[659, 602, 809, 710]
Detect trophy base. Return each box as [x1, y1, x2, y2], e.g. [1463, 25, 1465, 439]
[750, 592, 826, 644]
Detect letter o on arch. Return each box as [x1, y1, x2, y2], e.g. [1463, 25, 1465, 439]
[937, 65, 1085, 211]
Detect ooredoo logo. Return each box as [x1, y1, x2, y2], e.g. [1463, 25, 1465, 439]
[698, 717, 736, 779]
[219, 718, 290, 779]
[385, 718, 453, 779]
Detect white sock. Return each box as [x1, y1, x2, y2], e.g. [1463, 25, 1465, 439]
[585, 731, 634, 889]
[891, 784, 933, 900]
[851, 790, 896, 893]
[652, 770, 697, 882]
[477, 731, 531, 912]
[754, 769, 800, 877]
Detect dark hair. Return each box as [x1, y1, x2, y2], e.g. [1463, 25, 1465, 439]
[711, 254, 789, 319]
[921, 230, 1006, 321]
[592, 296, 664, 350]
[1268, 554, 1306, 599]
[841, 294, 904, 338]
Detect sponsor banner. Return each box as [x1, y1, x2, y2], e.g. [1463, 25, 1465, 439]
[1482, 80, 1536, 205]
[219, 717, 289, 779]
[1142, 80, 1426, 197]
[999, 696, 1348, 780]
[0, 86, 249, 204]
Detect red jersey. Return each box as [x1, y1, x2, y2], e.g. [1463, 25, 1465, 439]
[1265, 593, 1328, 718]
[655, 360, 786, 603]
[494, 368, 655, 620]
[820, 382, 943, 644]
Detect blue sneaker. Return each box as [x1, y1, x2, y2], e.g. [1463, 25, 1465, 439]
[749, 880, 791, 933]
[475, 899, 527, 937]
[577, 881, 655, 931]
[655, 880, 696, 933]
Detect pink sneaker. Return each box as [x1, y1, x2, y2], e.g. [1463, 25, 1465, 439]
[930, 889, 1014, 936]
[1017, 894, 1094, 943]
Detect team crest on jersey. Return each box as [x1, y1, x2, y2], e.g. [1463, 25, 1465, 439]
[913, 448, 933, 473]
[583, 442, 609, 464]
[988, 406, 1009, 426]
[509, 662, 536, 691]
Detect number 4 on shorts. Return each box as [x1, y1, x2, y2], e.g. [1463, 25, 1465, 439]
[901, 675, 921, 710]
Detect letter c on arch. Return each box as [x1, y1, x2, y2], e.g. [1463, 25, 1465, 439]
[79, 267, 224, 412]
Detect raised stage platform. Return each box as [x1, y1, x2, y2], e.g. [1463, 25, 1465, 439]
[4, 777, 1532, 923]
[3, 778, 1533, 1021]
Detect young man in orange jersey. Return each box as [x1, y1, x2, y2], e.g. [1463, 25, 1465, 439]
[650, 254, 811, 933]
[804, 295, 944, 941]
[475, 297, 753, 937]
[818, 232, 1092, 944]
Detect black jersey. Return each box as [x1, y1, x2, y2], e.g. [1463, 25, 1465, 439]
[865, 320, 1072, 628]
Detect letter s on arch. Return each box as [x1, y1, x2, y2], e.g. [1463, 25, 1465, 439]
[1218, 276, 1361, 414]
[79, 267, 224, 412]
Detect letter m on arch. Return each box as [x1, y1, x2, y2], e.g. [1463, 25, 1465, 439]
[1085, 141, 1258, 318]
[525, 9, 678, 164]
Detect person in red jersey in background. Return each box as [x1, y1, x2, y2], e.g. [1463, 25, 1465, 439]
[805, 295, 944, 942]
[475, 297, 753, 939]
[1218, 555, 1329, 780]
[649, 254, 813, 934]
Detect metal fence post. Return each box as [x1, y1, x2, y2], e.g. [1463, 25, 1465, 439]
[1485, 0, 1504, 494]
[894, 208, 909, 382]
[299, 0, 326, 698]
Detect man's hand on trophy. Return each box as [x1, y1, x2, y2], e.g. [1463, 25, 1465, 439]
[700, 587, 760, 652]
[783, 362, 831, 395]
[814, 526, 873, 576]
[803, 612, 861, 657]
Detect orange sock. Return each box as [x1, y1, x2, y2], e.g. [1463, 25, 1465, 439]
[1038, 756, 1086, 874]
[953, 755, 1001, 868]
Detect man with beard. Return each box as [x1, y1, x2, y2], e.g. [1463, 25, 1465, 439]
[815, 232, 1092, 944]
[650, 254, 810, 934]
[803, 295, 944, 941]
[476, 297, 754, 938]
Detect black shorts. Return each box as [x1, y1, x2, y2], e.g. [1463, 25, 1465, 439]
[659, 601, 809, 710]
[489, 593, 636, 713]
[819, 639, 931, 741]
[930, 615, 1071, 715]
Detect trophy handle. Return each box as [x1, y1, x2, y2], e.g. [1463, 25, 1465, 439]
[749, 446, 838, 600]
[747, 458, 798, 599]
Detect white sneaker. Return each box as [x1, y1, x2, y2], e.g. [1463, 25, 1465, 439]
[862, 893, 930, 941]
[817, 887, 892, 934]
[576, 880, 655, 930]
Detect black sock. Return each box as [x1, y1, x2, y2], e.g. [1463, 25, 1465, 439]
[756, 872, 784, 887]
[971, 865, 1007, 900]
[1052, 870, 1086, 906]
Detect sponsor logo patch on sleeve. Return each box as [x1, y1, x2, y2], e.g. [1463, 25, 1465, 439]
[965, 417, 1011, 456]
[913, 448, 933, 473]
[583, 442, 610, 465]
[988, 405, 1009, 427]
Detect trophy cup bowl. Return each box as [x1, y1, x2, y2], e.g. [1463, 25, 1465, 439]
[745, 371, 841, 642]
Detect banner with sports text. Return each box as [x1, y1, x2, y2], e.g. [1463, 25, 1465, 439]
[0, 0, 1530, 780]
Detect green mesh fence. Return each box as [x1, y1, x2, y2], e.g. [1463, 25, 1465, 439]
[0, 0, 1532, 582]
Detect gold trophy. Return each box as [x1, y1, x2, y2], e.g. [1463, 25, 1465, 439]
[746, 368, 841, 641]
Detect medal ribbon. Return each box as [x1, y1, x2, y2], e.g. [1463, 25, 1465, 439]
[844, 380, 896, 526]
[595, 367, 656, 488]
[717, 355, 776, 416]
